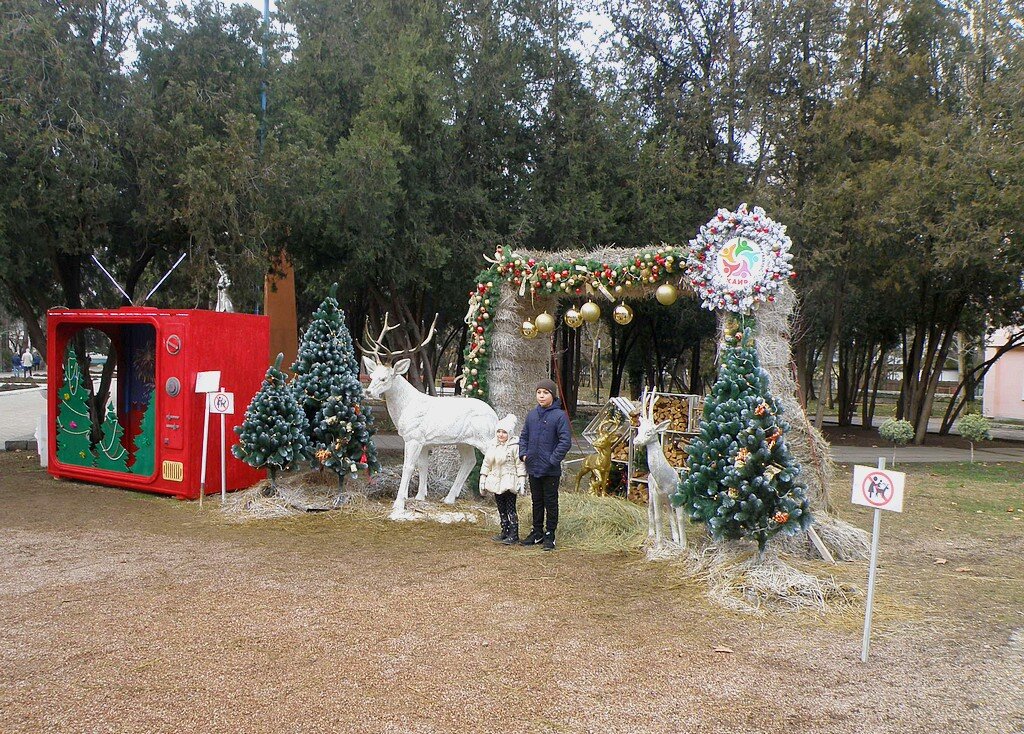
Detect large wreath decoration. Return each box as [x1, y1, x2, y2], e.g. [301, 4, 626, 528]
[686, 204, 795, 313]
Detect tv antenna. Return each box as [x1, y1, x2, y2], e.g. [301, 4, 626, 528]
[91, 252, 187, 305]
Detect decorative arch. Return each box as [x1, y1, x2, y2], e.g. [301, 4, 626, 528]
[461, 205, 866, 557]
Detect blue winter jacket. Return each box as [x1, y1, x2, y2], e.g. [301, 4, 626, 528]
[519, 398, 572, 477]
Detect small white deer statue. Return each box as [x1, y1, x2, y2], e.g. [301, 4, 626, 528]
[362, 314, 498, 518]
[634, 389, 687, 550]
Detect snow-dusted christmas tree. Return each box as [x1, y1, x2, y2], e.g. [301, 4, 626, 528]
[233, 354, 309, 491]
[291, 284, 379, 489]
[674, 316, 811, 552]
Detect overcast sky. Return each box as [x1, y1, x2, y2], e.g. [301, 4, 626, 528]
[218, 0, 611, 55]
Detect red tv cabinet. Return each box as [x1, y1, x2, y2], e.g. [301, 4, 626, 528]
[47, 307, 270, 500]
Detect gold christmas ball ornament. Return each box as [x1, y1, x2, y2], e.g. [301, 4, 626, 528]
[564, 308, 584, 328]
[612, 303, 634, 325]
[580, 301, 601, 323]
[655, 282, 679, 306]
[535, 311, 555, 334]
[521, 320, 538, 339]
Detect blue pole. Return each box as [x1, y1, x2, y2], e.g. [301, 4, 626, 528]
[259, 0, 269, 151]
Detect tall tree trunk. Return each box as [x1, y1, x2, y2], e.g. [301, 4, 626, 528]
[3, 277, 49, 360]
[912, 322, 959, 445]
[813, 295, 843, 429]
[689, 337, 702, 394]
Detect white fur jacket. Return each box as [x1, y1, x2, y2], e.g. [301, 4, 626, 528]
[480, 438, 527, 495]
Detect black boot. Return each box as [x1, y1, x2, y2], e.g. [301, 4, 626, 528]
[520, 528, 544, 546]
[541, 531, 556, 551]
[502, 522, 519, 545]
[492, 517, 509, 542]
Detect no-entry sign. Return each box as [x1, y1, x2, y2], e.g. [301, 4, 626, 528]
[852, 465, 906, 513]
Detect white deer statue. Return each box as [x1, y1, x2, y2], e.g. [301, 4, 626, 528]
[361, 314, 497, 518]
[634, 389, 687, 550]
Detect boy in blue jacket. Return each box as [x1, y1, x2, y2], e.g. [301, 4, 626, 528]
[518, 378, 572, 551]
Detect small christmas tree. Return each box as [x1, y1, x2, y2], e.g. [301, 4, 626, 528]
[132, 393, 156, 476]
[674, 316, 811, 552]
[291, 284, 380, 489]
[55, 347, 95, 467]
[95, 399, 129, 472]
[233, 353, 309, 491]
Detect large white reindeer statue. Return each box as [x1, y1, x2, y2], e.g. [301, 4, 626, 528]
[635, 389, 687, 550]
[362, 315, 497, 518]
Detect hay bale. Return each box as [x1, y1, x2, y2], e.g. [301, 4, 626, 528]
[546, 492, 648, 553]
[683, 540, 861, 613]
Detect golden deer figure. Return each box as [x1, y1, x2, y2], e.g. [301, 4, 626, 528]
[574, 416, 622, 495]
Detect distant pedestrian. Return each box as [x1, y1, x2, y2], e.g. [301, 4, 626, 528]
[21, 347, 33, 378]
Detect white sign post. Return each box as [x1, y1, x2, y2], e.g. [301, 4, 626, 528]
[209, 391, 235, 504]
[853, 458, 906, 662]
[195, 371, 222, 507]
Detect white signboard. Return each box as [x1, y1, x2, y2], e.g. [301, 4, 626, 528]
[195, 370, 222, 393]
[209, 391, 235, 415]
[851, 465, 906, 513]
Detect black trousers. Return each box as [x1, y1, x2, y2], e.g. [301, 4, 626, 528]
[529, 475, 559, 533]
[494, 492, 518, 526]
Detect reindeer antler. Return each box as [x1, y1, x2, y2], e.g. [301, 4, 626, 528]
[638, 388, 659, 422]
[361, 312, 401, 362]
[360, 312, 439, 363]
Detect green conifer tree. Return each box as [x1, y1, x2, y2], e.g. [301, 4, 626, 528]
[55, 347, 95, 467]
[233, 353, 309, 491]
[132, 392, 156, 476]
[674, 317, 811, 552]
[291, 284, 380, 489]
[95, 399, 129, 472]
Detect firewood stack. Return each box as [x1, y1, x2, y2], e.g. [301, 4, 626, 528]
[652, 396, 690, 434]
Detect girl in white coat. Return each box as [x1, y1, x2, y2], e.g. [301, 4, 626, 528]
[480, 414, 527, 544]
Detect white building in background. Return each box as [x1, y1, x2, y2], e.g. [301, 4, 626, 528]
[983, 328, 1024, 421]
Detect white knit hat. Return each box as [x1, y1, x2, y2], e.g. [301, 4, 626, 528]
[495, 413, 517, 434]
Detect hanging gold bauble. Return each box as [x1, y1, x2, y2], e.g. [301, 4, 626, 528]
[580, 301, 601, 323]
[612, 303, 634, 325]
[564, 308, 584, 328]
[535, 312, 555, 334]
[521, 320, 538, 339]
[655, 282, 679, 306]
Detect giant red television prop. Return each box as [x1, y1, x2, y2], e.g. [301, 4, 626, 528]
[47, 307, 269, 499]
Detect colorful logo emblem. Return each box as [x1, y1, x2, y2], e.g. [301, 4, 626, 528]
[716, 237, 764, 288]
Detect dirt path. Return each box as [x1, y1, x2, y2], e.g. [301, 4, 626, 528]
[1, 451, 1022, 734]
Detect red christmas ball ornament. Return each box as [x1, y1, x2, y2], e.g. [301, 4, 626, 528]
[527, 258, 536, 267]
[475, 326, 484, 334]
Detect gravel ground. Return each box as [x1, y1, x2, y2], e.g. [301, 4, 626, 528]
[1, 451, 1022, 734]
